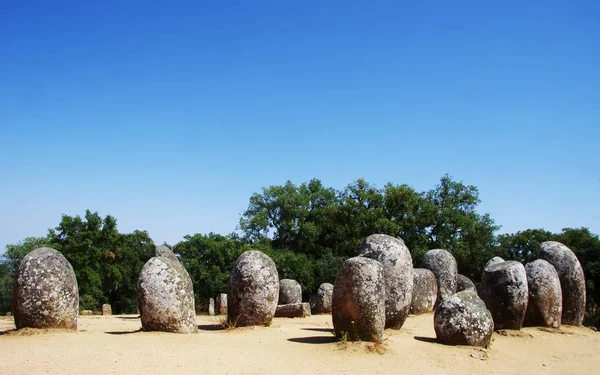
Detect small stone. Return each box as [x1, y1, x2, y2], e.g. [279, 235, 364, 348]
[80, 310, 93, 316]
[410, 268, 438, 314]
[217, 294, 228, 315]
[208, 298, 215, 316]
[102, 304, 112, 316]
[274, 303, 311, 318]
[279, 279, 302, 305]
[310, 283, 333, 314]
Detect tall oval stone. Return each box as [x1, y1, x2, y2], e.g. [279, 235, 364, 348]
[434, 289, 494, 347]
[480, 260, 528, 330]
[228, 250, 279, 327]
[410, 268, 438, 314]
[137, 256, 197, 333]
[484, 257, 505, 271]
[539, 241, 586, 325]
[358, 234, 413, 329]
[332, 257, 385, 342]
[524, 259, 562, 328]
[310, 283, 333, 314]
[279, 279, 302, 305]
[12, 247, 79, 330]
[422, 249, 457, 304]
[457, 274, 476, 292]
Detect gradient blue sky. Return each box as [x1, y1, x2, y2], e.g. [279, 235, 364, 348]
[1, 1, 599, 253]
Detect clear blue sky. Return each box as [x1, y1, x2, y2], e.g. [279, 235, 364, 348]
[1, 1, 599, 253]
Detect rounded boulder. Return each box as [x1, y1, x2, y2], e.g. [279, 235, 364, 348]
[332, 257, 385, 342]
[279, 279, 302, 305]
[422, 249, 458, 304]
[137, 256, 197, 333]
[434, 289, 494, 347]
[457, 274, 476, 292]
[228, 250, 279, 327]
[358, 234, 413, 329]
[12, 247, 79, 330]
[410, 268, 438, 314]
[480, 260, 528, 330]
[524, 259, 562, 328]
[310, 283, 333, 314]
[539, 241, 586, 325]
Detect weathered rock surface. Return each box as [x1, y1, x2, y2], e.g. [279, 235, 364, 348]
[310, 283, 333, 314]
[539, 241, 586, 325]
[12, 247, 79, 330]
[137, 256, 197, 333]
[524, 259, 562, 328]
[208, 298, 215, 316]
[484, 257, 505, 271]
[217, 293, 228, 315]
[457, 274, 476, 292]
[154, 245, 179, 262]
[358, 234, 413, 329]
[80, 310, 93, 316]
[410, 268, 438, 314]
[332, 257, 385, 342]
[480, 260, 528, 330]
[434, 289, 494, 347]
[228, 250, 279, 327]
[102, 304, 112, 316]
[279, 279, 302, 305]
[274, 303, 311, 318]
[422, 249, 458, 304]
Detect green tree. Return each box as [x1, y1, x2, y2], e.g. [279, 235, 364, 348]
[496, 229, 554, 264]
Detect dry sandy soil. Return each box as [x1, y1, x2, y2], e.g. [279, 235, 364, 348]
[1, 313, 598, 374]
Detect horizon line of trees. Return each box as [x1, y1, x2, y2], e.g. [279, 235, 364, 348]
[1, 175, 598, 326]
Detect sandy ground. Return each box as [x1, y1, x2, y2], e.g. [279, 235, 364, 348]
[0, 313, 598, 374]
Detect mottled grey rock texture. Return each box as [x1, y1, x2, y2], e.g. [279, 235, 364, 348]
[524, 259, 562, 328]
[410, 268, 438, 314]
[434, 289, 494, 347]
[332, 257, 385, 342]
[80, 310, 92, 316]
[457, 274, 476, 292]
[12, 247, 79, 330]
[480, 260, 528, 330]
[154, 245, 179, 262]
[137, 256, 197, 333]
[208, 298, 215, 316]
[102, 304, 112, 316]
[279, 279, 302, 305]
[484, 257, 505, 271]
[228, 250, 279, 327]
[217, 293, 228, 315]
[310, 283, 333, 314]
[358, 234, 413, 329]
[422, 249, 458, 304]
[539, 241, 586, 325]
[274, 302, 311, 318]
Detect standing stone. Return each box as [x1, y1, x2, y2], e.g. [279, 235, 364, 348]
[434, 289, 494, 347]
[410, 268, 438, 314]
[358, 234, 413, 329]
[480, 260, 528, 330]
[524, 259, 562, 328]
[457, 274, 476, 292]
[137, 256, 197, 333]
[422, 249, 458, 304]
[332, 257, 385, 342]
[154, 245, 179, 261]
[102, 304, 112, 316]
[217, 293, 228, 315]
[12, 247, 79, 330]
[228, 250, 279, 327]
[208, 298, 215, 316]
[310, 283, 334, 314]
[274, 303, 311, 318]
[484, 257, 505, 271]
[279, 279, 302, 305]
[539, 241, 586, 325]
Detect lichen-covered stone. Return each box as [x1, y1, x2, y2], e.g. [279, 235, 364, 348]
[217, 293, 228, 315]
[358, 234, 413, 329]
[274, 303, 311, 318]
[422, 249, 458, 304]
[102, 304, 112, 316]
[12, 247, 79, 330]
[310, 283, 333, 314]
[539, 241, 586, 325]
[524, 259, 562, 328]
[480, 260, 528, 330]
[457, 274, 476, 292]
[137, 256, 197, 333]
[279, 279, 302, 305]
[228, 250, 279, 327]
[154, 245, 179, 262]
[410, 268, 438, 314]
[208, 298, 215, 316]
[332, 257, 385, 342]
[434, 289, 494, 347]
[80, 310, 92, 316]
[484, 257, 505, 271]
